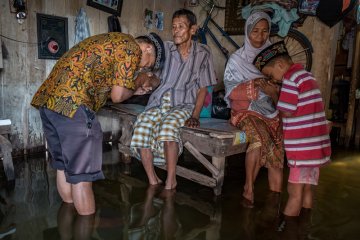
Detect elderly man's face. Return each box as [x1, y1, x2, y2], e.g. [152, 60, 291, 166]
[172, 16, 196, 45]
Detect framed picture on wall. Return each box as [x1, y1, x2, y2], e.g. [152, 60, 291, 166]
[37, 13, 68, 59]
[87, 0, 123, 16]
[224, 0, 250, 35]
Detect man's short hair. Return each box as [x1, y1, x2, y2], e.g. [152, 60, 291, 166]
[172, 8, 197, 27]
[135, 36, 152, 45]
[135, 33, 165, 70]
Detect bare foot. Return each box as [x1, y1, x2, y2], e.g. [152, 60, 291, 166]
[241, 195, 254, 208]
[149, 177, 163, 185]
[242, 186, 254, 208]
[243, 185, 254, 203]
[164, 180, 177, 190]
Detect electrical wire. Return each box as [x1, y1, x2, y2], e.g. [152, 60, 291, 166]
[0, 34, 42, 45]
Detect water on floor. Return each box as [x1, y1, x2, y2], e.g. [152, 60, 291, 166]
[0, 145, 359, 240]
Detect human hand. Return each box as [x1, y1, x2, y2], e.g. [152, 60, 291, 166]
[134, 72, 160, 95]
[253, 77, 267, 88]
[184, 117, 200, 128]
[257, 79, 279, 96]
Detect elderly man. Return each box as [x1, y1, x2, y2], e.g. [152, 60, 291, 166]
[31, 32, 165, 215]
[131, 9, 217, 190]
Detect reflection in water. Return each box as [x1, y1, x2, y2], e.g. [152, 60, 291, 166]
[278, 208, 312, 240]
[0, 147, 359, 239]
[128, 185, 163, 239]
[0, 194, 16, 239]
[127, 186, 179, 240]
[57, 203, 95, 240]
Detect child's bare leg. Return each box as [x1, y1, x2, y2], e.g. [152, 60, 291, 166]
[140, 148, 162, 185]
[283, 182, 304, 216]
[302, 184, 313, 209]
[243, 148, 261, 202]
[164, 141, 178, 190]
[268, 167, 283, 193]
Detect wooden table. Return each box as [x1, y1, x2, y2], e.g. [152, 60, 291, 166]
[98, 103, 248, 195]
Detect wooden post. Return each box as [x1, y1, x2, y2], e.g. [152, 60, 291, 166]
[0, 37, 3, 69]
[345, 25, 360, 147]
[212, 156, 225, 195]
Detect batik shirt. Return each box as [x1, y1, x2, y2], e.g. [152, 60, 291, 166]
[145, 41, 217, 111]
[31, 32, 141, 118]
[277, 64, 331, 167]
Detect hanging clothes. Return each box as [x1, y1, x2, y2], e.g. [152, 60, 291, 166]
[242, 3, 299, 37]
[108, 15, 122, 32]
[316, 0, 357, 27]
[74, 8, 91, 45]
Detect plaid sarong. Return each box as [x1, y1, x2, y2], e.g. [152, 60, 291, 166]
[130, 92, 192, 165]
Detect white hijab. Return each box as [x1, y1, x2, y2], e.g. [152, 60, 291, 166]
[224, 11, 271, 106]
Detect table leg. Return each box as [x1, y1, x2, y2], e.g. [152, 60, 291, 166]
[212, 156, 225, 195]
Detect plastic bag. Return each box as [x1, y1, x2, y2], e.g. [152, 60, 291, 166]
[211, 90, 231, 120]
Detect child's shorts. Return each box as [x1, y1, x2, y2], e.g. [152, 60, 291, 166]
[288, 167, 319, 185]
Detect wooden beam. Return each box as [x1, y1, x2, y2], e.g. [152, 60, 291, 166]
[212, 156, 225, 196]
[345, 25, 360, 147]
[156, 165, 217, 188]
[0, 37, 3, 69]
[355, 104, 360, 149]
[184, 141, 219, 176]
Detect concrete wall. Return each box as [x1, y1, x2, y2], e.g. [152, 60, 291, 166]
[0, 0, 183, 152]
[0, 0, 337, 152]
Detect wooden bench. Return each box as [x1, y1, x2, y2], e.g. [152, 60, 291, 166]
[98, 103, 248, 195]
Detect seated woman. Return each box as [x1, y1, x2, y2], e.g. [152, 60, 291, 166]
[223, 11, 284, 207]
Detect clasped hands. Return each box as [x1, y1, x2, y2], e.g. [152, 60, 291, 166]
[134, 72, 160, 95]
[254, 77, 280, 100]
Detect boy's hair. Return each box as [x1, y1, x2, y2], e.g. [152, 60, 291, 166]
[172, 8, 197, 27]
[263, 54, 293, 69]
[253, 41, 291, 71]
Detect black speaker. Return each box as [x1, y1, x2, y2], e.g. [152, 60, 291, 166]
[37, 13, 68, 59]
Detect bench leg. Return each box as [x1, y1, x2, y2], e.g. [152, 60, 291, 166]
[212, 156, 225, 196]
[0, 136, 15, 181]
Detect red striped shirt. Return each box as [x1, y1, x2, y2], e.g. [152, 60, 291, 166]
[277, 64, 331, 167]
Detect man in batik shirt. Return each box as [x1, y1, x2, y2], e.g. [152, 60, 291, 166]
[31, 32, 165, 215]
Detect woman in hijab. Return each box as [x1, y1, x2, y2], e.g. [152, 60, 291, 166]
[224, 11, 284, 207]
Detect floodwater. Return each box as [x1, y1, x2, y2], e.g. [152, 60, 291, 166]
[0, 145, 359, 240]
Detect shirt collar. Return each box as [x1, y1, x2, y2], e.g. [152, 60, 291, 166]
[284, 63, 304, 79]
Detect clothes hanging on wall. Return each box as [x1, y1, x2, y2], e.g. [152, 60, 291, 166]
[74, 8, 91, 45]
[242, 3, 299, 37]
[342, 27, 355, 68]
[108, 15, 122, 32]
[316, 0, 357, 27]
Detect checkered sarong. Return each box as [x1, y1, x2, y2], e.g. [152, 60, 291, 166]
[130, 92, 192, 165]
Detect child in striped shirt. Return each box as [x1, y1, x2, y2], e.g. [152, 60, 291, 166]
[253, 41, 331, 221]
